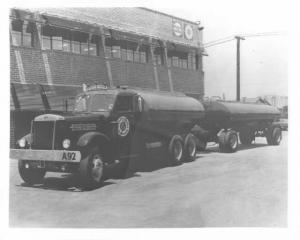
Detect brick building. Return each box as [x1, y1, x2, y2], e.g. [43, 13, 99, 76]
[10, 8, 205, 109]
[9, 8, 205, 145]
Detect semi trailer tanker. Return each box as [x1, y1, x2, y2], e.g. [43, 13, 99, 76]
[193, 100, 282, 153]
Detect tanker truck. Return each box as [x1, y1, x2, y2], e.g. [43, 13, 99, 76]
[10, 85, 282, 188]
[10, 86, 205, 189]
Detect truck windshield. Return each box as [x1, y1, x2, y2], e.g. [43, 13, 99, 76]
[74, 94, 116, 112]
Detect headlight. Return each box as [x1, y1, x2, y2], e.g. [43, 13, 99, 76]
[18, 138, 26, 148]
[62, 139, 71, 149]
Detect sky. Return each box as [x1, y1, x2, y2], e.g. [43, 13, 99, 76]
[153, 0, 289, 99]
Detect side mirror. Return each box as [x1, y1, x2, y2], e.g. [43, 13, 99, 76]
[134, 95, 144, 113]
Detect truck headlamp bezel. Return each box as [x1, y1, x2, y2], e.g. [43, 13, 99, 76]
[62, 139, 71, 149]
[18, 138, 26, 148]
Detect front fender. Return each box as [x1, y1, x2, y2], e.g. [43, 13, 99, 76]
[77, 131, 110, 148]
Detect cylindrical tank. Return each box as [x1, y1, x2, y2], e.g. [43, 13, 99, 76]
[202, 101, 280, 130]
[137, 91, 205, 138]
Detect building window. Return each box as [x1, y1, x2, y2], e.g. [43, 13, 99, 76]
[121, 48, 127, 60]
[140, 51, 146, 63]
[153, 47, 163, 65]
[52, 36, 63, 50]
[182, 59, 188, 69]
[41, 26, 99, 56]
[89, 35, 99, 56]
[134, 50, 140, 62]
[23, 31, 32, 47]
[167, 49, 195, 70]
[73, 31, 89, 55]
[11, 31, 22, 46]
[105, 37, 149, 64]
[112, 45, 121, 58]
[80, 42, 89, 55]
[126, 49, 134, 61]
[72, 41, 81, 54]
[11, 19, 33, 47]
[188, 53, 197, 70]
[105, 46, 112, 58]
[63, 39, 71, 52]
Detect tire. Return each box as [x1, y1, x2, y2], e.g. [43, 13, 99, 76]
[218, 130, 239, 153]
[79, 146, 105, 189]
[168, 135, 184, 165]
[266, 127, 282, 145]
[183, 133, 197, 162]
[18, 160, 46, 185]
[239, 129, 255, 145]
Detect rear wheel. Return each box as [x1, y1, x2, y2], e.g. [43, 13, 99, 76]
[266, 127, 282, 145]
[183, 133, 197, 162]
[18, 160, 46, 185]
[218, 130, 239, 153]
[168, 135, 184, 165]
[79, 146, 105, 189]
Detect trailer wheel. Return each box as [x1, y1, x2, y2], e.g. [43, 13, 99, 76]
[266, 127, 282, 145]
[168, 135, 184, 165]
[183, 133, 197, 162]
[239, 129, 255, 145]
[79, 146, 105, 189]
[218, 130, 239, 153]
[18, 160, 46, 185]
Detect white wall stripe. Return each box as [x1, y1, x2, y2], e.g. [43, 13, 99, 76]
[14, 50, 26, 84]
[42, 52, 53, 85]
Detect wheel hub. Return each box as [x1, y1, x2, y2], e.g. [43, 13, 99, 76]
[174, 141, 183, 161]
[91, 154, 104, 182]
[188, 140, 196, 157]
[229, 135, 238, 149]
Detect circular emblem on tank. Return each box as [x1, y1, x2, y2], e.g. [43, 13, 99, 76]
[184, 24, 193, 40]
[117, 116, 130, 137]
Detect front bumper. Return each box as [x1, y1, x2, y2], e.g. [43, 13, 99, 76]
[10, 149, 82, 163]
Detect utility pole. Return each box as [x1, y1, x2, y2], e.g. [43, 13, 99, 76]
[235, 36, 245, 101]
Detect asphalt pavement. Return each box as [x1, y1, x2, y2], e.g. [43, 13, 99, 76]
[9, 132, 287, 228]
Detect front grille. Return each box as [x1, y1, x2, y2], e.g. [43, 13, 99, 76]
[32, 121, 55, 149]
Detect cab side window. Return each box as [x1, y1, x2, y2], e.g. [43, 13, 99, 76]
[115, 96, 133, 112]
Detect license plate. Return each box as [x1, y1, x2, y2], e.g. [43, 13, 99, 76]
[61, 151, 77, 161]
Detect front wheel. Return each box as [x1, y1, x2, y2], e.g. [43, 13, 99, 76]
[18, 160, 46, 185]
[79, 146, 105, 189]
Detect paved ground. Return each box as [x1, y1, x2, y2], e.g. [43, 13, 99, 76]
[9, 132, 287, 228]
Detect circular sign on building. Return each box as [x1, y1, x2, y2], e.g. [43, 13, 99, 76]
[173, 21, 183, 37]
[184, 24, 194, 40]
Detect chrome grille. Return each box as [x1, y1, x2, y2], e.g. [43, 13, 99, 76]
[32, 121, 54, 149]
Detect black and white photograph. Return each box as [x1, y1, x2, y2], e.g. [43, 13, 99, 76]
[2, 0, 299, 239]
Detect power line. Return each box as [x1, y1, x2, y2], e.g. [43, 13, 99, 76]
[203, 31, 286, 48]
[204, 38, 235, 48]
[203, 35, 235, 46]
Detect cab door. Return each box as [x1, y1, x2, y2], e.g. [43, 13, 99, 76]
[111, 94, 137, 159]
